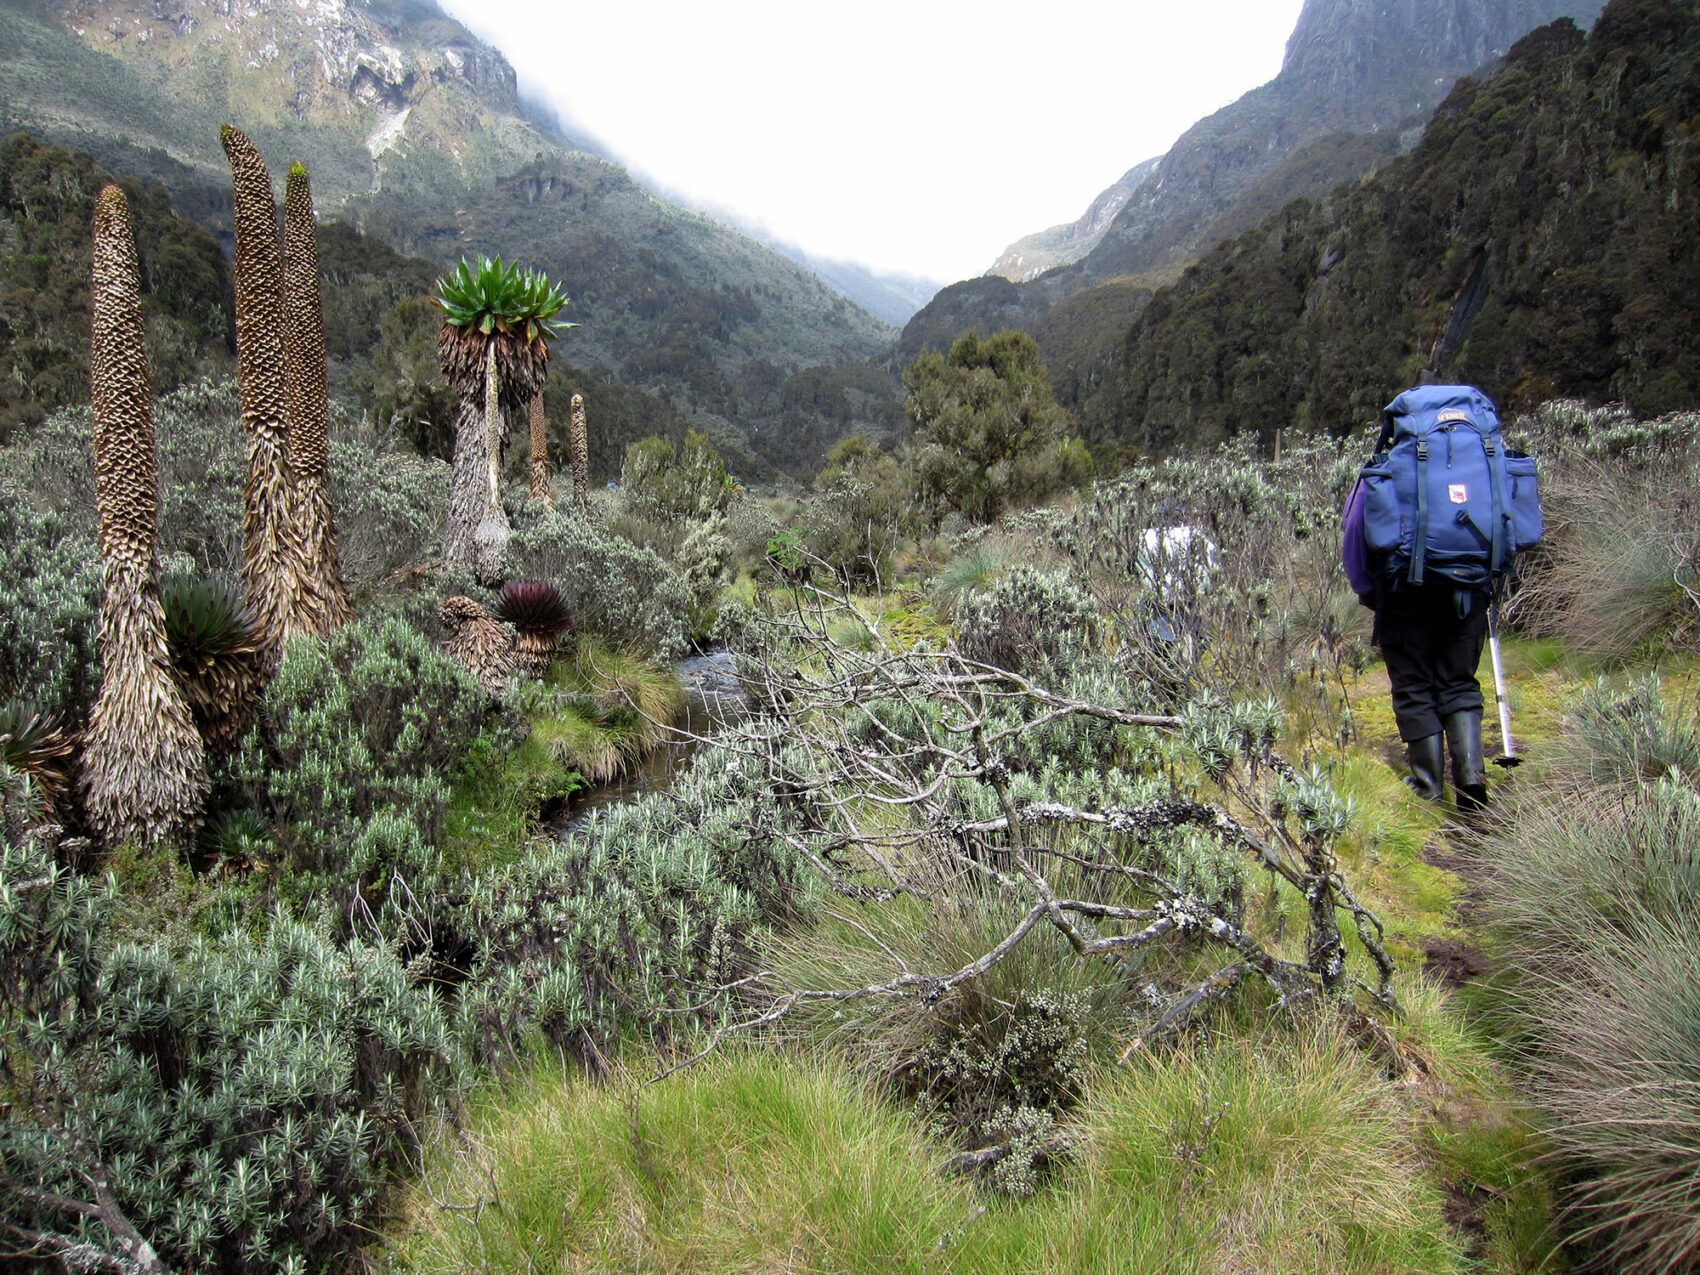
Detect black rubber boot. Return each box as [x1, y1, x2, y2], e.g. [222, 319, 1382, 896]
[1444, 709, 1489, 814]
[1404, 733, 1445, 800]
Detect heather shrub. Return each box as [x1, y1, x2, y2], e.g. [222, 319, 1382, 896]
[808, 433, 913, 587]
[9, 381, 248, 571]
[612, 431, 737, 624]
[619, 429, 733, 525]
[506, 507, 693, 659]
[228, 613, 494, 907]
[0, 477, 103, 725]
[0, 830, 459, 1275]
[5, 380, 446, 599]
[1510, 398, 1700, 464]
[723, 489, 782, 568]
[902, 329, 1092, 524]
[956, 564, 1098, 677]
[452, 741, 815, 1069]
[329, 437, 448, 601]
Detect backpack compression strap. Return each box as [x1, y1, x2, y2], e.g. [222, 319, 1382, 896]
[1410, 436, 1429, 585]
[1485, 433, 1511, 575]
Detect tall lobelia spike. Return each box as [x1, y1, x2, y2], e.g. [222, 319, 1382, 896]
[81, 185, 209, 846]
[528, 390, 554, 511]
[281, 160, 353, 632]
[569, 392, 589, 508]
[221, 124, 310, 663]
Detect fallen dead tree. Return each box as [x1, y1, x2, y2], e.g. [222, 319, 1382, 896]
[650, 573, 1399, 1081]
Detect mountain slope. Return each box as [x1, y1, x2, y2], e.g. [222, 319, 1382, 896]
[0, 0, 898, 472]
[1083, 1, 1700, 456]
[1069, 0, 1606, 287]
[917, 0, 1607, 393]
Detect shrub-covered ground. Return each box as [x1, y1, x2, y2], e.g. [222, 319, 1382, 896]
[4, 384, 1699, 1272]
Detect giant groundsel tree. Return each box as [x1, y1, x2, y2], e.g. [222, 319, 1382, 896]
[436, 256, 570, 582]
[80, 185, 208, 845]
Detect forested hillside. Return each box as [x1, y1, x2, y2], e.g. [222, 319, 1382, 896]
[1084, 1, 1700, 456]
[0, 133, 232, 440]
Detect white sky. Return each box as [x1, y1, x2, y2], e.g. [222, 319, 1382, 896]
[437, 0, 1308, 283]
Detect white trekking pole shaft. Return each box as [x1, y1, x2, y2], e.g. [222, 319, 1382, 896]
[1487, 597, 1519, 767]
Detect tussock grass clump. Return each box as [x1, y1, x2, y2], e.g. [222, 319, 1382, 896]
[441, 641, 683, 869]
[557, 634, 685, 732]
[1474, 676, 1700, 1272]
[932, 540, 1005, 617]
[532, 635, 684, 779]
[390, 1035, 1464, 1274]
[1508, 401, 1700, 664]
[392, 1052, 976, 1272]
[1557, 674, 1700, 789]
[1063, 1032, 1463, 1274]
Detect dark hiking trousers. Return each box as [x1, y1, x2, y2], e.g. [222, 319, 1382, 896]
[1372, 586, 1490, 742]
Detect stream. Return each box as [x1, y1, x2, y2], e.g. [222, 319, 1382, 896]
[549, 649, 749, 835]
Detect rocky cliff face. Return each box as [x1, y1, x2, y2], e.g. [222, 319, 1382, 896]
[988, 156, 1159, 282]
[982, 0, 1605, 285]
[1073, 0, 1605, 284]
[1278, 0, 1595, 128]
[33, 0, 551, 202]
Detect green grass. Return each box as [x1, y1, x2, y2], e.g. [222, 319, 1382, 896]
[1391, 978, 1564, 1274]
[1325, 746, 1460, 958]
[386, 1051, 977, 1272]
[385, 1033, 1472, 1274]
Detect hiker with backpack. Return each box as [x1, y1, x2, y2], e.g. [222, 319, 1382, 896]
[1342, 383, 1542, 812]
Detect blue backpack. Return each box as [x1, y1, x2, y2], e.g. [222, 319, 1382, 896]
[1343, 385, 1542, 600]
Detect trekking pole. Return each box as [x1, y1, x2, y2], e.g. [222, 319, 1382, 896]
[1487, 596, 1522, 769]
